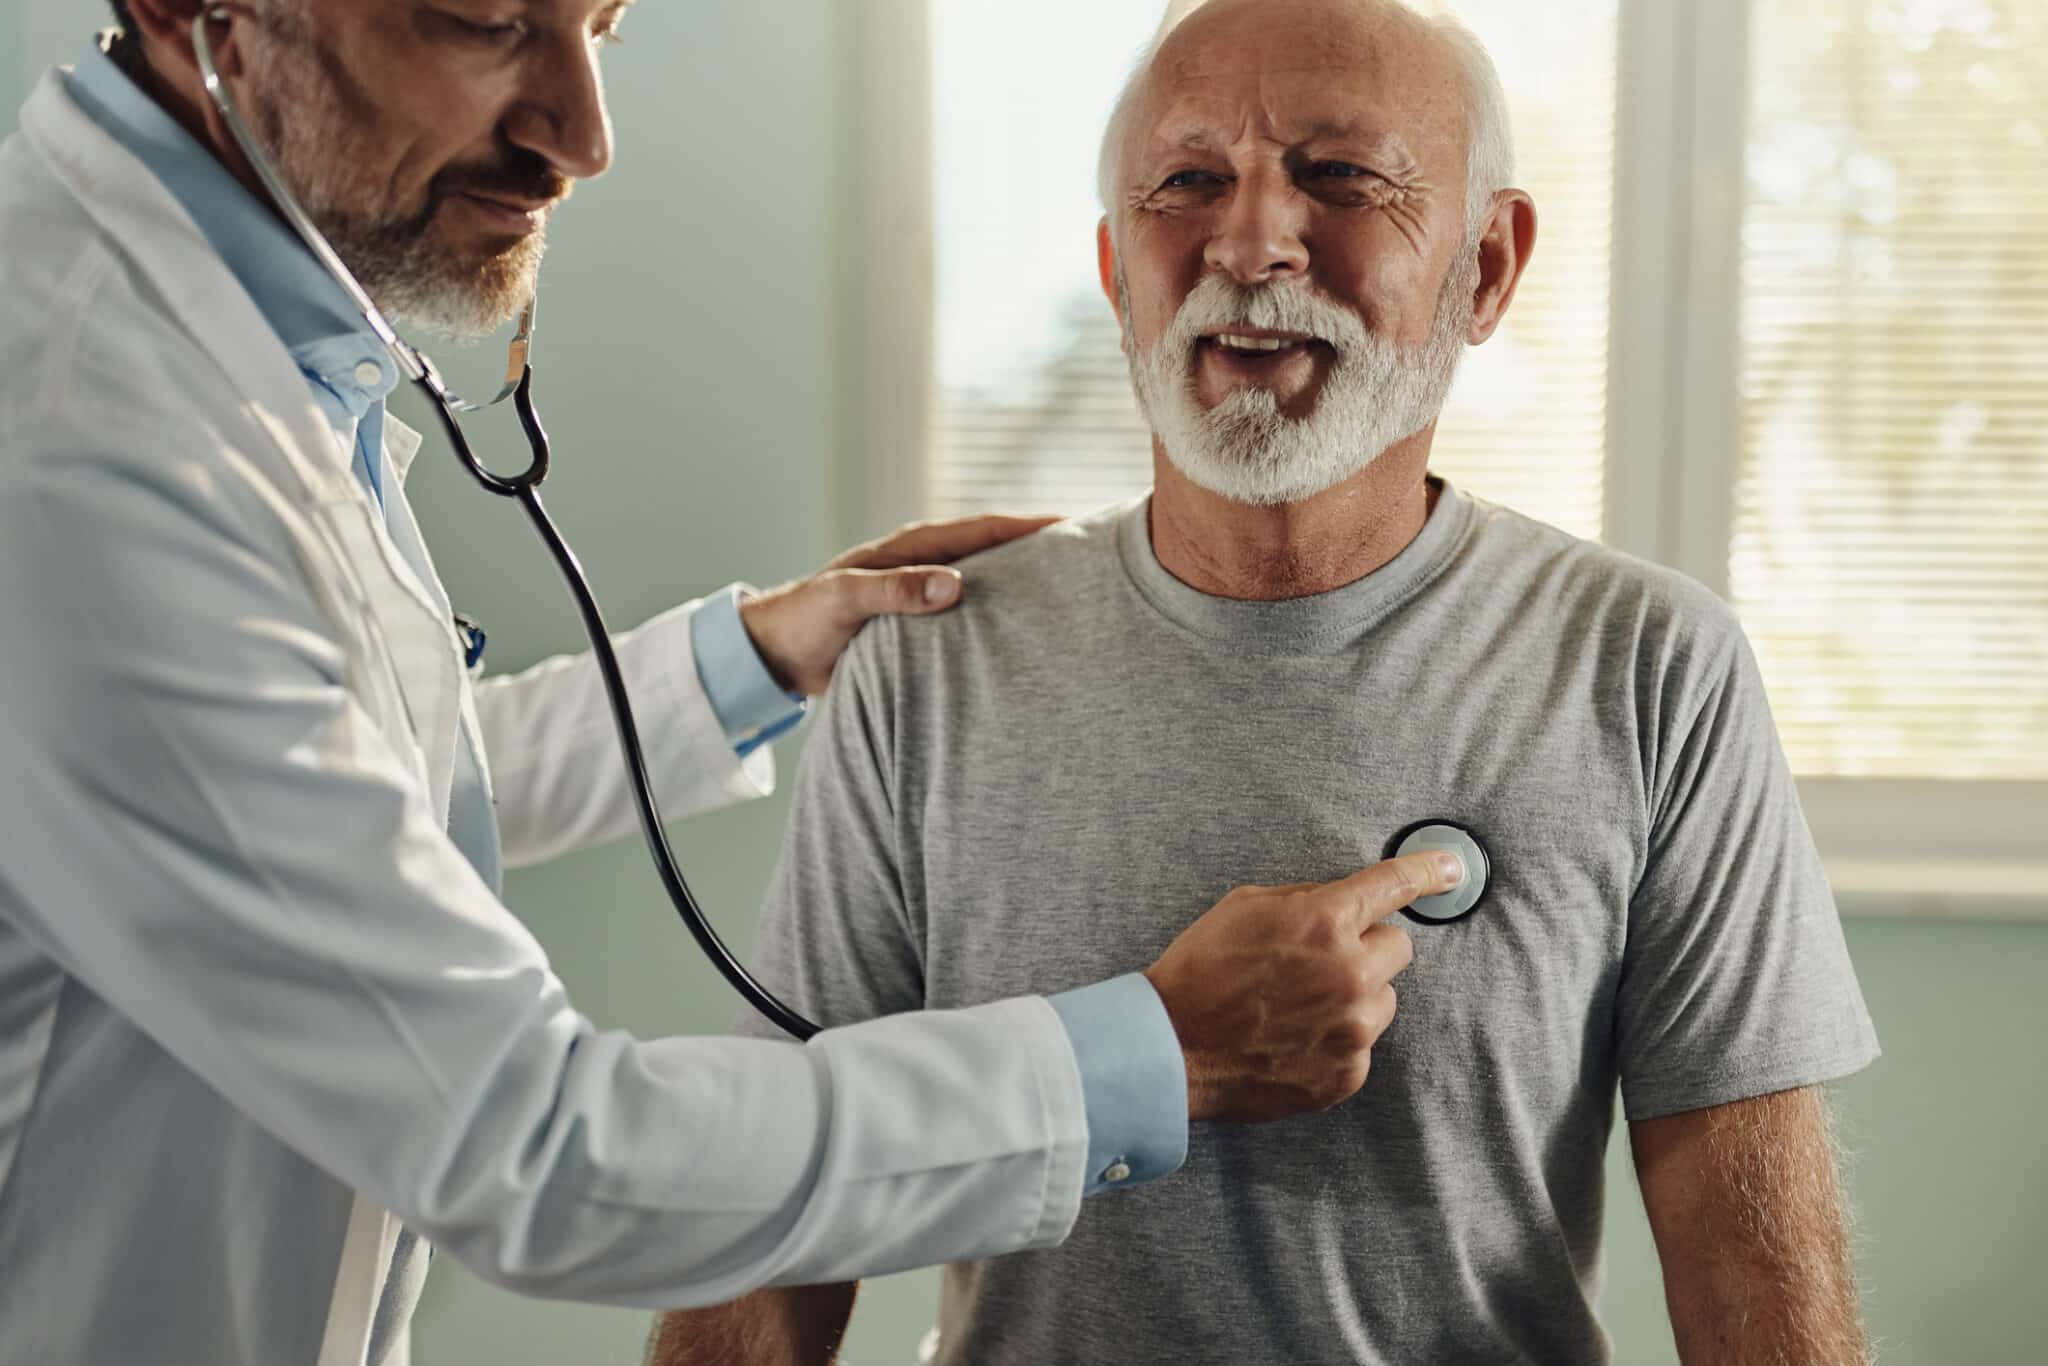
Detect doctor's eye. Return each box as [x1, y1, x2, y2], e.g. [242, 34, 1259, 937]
[1160, 169, 1224, 191]
[428, 9, 529, 46]
[1307, 161, 1372, 180]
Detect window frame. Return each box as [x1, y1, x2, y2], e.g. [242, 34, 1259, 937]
[841, 0, 2048, 917]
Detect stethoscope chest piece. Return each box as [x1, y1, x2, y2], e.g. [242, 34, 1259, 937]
[1388, 820, 1491, 925]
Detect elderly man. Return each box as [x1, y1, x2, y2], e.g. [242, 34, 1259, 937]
[0, 2, 1469, 1363]
[652, 1, 1880, 1363]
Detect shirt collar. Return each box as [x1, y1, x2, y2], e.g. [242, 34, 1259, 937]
[62, 43, 400, 416]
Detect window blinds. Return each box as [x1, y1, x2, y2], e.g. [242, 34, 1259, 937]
[1732, 0, 2048, 778]
[1415, 0, 1614, 542]
[926, 0, 1617, 542]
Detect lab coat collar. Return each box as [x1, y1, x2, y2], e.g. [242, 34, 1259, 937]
[61, 46, 403, 419]
[19, 69, 355, 499]
[22, 67, 467, 814]
[62, 46, 376, 363]
[385, 412, 426, 484]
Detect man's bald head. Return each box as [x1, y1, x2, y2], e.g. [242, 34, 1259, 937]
[1098, 0, 1512, 248]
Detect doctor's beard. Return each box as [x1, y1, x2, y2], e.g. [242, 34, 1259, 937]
[1121, 260, 1474, 507]
[237, 5, 556, 339]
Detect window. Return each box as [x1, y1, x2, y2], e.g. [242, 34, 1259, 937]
[868, 0, 2048, 905]
[1733, 0, 2048, 781]
[925, 0, 1160, 519]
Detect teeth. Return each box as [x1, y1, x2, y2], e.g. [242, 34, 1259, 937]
[1215, 334, 1301, 353]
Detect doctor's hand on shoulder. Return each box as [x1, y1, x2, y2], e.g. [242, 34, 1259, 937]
[740, 513, 1061, 696]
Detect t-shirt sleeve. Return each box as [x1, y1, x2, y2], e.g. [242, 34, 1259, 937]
[1614, 617, 1880, 1122]
[734, 624, 926, 1041]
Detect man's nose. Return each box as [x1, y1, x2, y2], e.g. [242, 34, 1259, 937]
[503, 39, 614, 181]
[1203, 172, 1309, 285]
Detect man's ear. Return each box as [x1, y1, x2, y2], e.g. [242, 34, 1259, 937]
[1466, 189, 1537, 345]
[1097, 217, 1122, 325]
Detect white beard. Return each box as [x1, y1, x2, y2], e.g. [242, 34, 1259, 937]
[1123, 267, 1472, 507]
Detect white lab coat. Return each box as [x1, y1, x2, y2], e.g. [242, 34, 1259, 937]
[0, 71, 1088, 1366]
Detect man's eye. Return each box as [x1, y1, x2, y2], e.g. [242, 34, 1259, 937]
[1161, 170, 1219, 190]
[1310, 161, 1371, 179]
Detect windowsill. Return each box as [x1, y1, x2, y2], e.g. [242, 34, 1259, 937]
[1829, 857, 2048, 922]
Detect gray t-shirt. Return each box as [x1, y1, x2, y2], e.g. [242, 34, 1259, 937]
[739, 483, 1879, 1365]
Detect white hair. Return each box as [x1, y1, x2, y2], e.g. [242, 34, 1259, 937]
[1096, 0, 1514, 245]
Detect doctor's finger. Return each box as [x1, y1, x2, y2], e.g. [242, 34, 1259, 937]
[1323, 851, 1465, 937]
[838, 514, 1063, 570]
[826, 565, 967, 619]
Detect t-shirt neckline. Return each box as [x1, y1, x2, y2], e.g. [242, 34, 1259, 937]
[1115, 477, 1476, 651]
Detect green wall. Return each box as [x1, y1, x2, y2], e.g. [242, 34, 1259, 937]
[7, 6, 2045, 1363]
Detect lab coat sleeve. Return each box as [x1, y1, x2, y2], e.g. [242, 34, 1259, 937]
[474, 599, 772, 870]
[0, 417, 1089, 1306]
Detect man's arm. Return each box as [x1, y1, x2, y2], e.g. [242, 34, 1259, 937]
[644, 1282, 857, 1366]
[1631, 1086, 1869, 1366]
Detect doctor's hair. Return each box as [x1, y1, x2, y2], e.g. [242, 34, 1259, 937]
[103, 1, 145, 75]
[1095, 0, 1514, 251]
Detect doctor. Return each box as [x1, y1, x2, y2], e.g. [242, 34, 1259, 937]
[0, 2, 1458, 1364]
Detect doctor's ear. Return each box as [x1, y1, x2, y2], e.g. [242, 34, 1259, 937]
[122, 0, 243, 80]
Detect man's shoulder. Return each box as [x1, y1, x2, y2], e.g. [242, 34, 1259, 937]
[954, 499, 1136, 601]
[1459, 493, 1745, 666]
[852, 499, 1137, 665]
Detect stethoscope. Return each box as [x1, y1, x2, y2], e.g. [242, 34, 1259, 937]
[192, 10, 1497, 1041]
[1387, 822, 1492, 925]
[193, 8, 822, 1040]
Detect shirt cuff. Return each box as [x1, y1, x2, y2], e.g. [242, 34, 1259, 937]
[1046, 973, 1188, 1197]
[688, 584, 808, 758]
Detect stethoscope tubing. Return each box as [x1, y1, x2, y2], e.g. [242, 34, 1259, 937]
[423, 376, 822, 1041]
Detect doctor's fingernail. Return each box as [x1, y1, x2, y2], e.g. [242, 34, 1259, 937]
[1434, 852, 1465, 884]
[924, 572, 960, 605]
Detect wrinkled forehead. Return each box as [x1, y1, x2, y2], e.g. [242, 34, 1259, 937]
[1130, 1, 1465, 171]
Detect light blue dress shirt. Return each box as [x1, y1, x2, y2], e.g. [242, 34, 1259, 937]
[61, 45, 1181, 1256]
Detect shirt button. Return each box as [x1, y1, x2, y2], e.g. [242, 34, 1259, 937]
[353, 360, 383, 387]
[1101, 1160, 1132, 1184]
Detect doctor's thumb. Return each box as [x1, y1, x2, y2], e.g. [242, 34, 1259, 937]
[895, 567, 963, 612]
[826, 565, 964, 621]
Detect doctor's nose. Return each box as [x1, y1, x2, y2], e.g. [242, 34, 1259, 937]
[504, 41, 614, 180]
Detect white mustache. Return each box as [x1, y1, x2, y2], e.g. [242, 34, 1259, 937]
[1160, 276, 1372, 359]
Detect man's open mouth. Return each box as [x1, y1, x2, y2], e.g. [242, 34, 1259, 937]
[1197, 329, 1329, 366]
